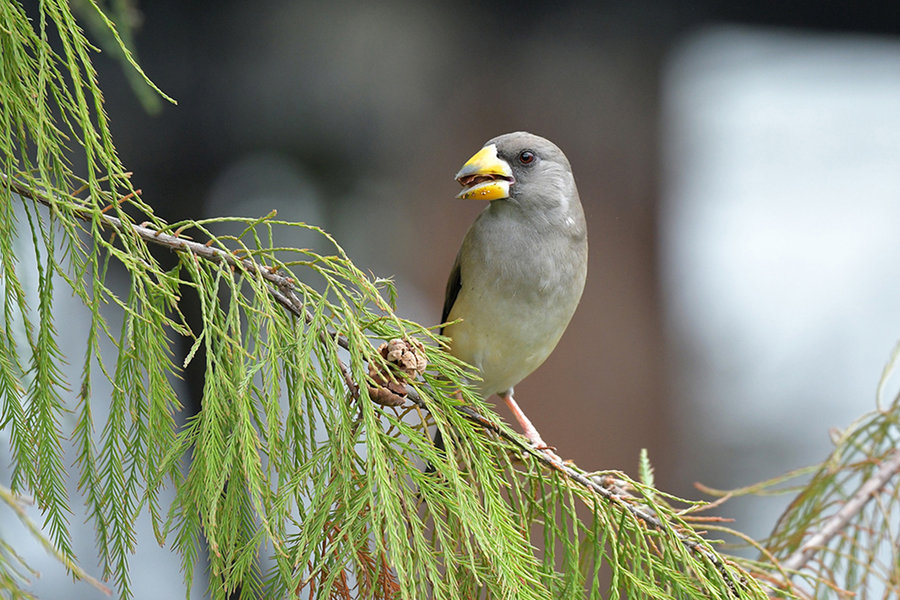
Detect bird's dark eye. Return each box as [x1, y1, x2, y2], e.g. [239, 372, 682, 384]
[518, 150, 535, 165]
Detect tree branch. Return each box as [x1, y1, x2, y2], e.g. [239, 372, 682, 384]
[9, 177, 363, 399]
[769, 449, 900, 595]
[11, 178, 746, 596]
[403, 389, 745, 596]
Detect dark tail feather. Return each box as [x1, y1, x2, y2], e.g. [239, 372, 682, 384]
[424, 426, 445, 476]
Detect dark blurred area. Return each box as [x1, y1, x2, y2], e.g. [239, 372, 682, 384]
[91, 0, 900, 489]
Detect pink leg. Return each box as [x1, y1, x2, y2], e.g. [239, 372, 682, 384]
[500, 389, 561, 462]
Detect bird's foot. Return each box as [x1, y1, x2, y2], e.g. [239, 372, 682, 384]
[500, 389, 563, 464]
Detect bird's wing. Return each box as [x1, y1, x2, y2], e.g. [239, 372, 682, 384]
[430, 251, 463, 464]
[440, 252, 462, 335]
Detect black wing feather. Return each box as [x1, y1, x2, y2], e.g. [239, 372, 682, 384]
[440, 254, 462, 334]
[428, 253, 463, 467]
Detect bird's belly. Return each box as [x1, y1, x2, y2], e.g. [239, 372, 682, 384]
[445, 286, 577, 396]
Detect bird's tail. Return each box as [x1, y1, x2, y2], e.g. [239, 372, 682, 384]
[424, 426, 445, 476]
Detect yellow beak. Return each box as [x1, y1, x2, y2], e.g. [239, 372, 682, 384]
[454, 144, 514, 200]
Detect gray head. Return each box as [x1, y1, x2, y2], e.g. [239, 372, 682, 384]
[455, 131, 579, 215]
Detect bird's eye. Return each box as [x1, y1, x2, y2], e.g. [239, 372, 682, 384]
[518, 150, 535, 165]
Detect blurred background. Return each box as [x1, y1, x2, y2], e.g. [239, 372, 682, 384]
[13, 0, 900, 596]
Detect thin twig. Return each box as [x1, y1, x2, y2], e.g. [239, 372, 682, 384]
[7, 178, 305, 313]
[768, 450, 900, 596]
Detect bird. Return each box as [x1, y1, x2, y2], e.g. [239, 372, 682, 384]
[440, 131, 588, 457]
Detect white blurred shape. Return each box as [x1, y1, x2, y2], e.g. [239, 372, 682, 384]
[662, 27, 900, 474]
